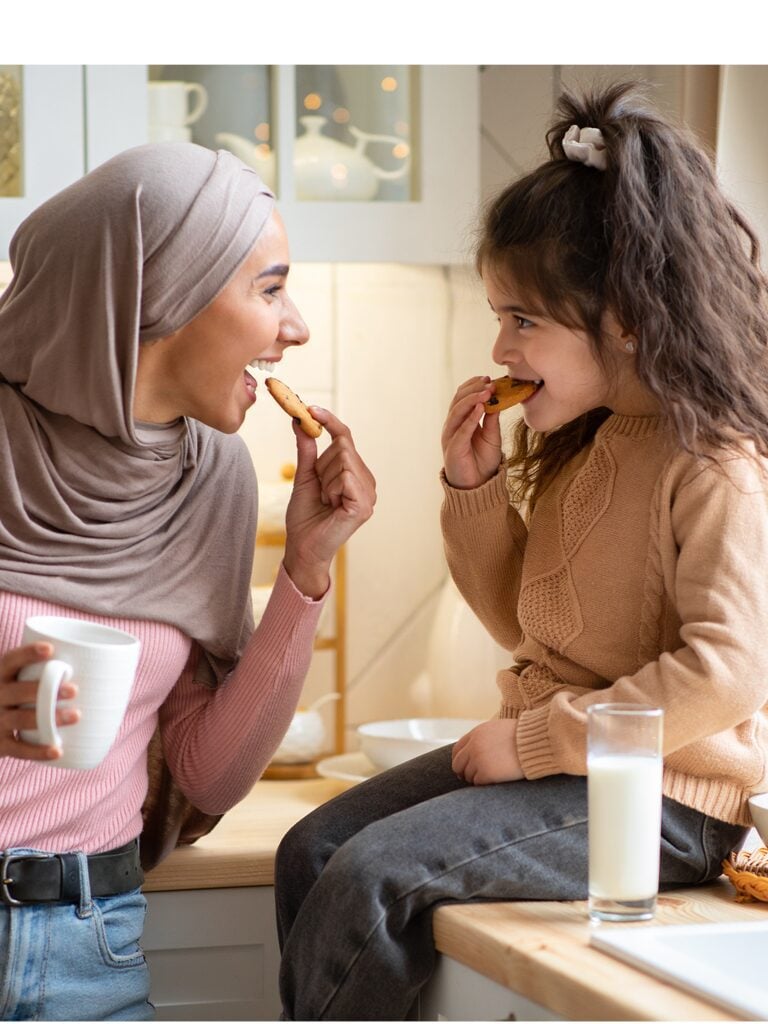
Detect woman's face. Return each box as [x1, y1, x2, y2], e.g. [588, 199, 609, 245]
[133, 210, 309, 433]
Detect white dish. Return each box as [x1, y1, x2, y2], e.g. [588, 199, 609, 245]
[315, 752, 379, 784]
[357, 717, 481, 770]
[591, 920, 768, 1020]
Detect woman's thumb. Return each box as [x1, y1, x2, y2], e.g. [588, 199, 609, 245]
[292, 419, 318, 480]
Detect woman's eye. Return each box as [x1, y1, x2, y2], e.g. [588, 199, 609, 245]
[514, 315, 534, 329]
[264, 284, 283, 299]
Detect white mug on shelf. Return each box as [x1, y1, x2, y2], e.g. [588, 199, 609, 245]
[19, 616, 141, 770]
[148, 81, 208, 130]
[148, 125, 192, 144]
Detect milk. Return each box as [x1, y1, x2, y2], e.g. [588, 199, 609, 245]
[588, 754, 663, 901]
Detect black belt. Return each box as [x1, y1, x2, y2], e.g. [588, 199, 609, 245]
[0, 840, 143, 906]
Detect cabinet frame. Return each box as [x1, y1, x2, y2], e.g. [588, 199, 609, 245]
[273, 64, 479, 263]
[1, 65, 478, 264]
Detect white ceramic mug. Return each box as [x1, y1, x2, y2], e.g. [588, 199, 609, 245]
[148, 81, 208, 129]
[148, 125, 192, 144]
[18, 616, 141, 770]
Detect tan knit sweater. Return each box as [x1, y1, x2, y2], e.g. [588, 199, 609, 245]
[441, 413, 768, 826]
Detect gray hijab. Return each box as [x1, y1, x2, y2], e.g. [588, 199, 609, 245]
[0, 143, 275, 683]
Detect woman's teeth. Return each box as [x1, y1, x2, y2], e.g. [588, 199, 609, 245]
[250, 360, 274, 372]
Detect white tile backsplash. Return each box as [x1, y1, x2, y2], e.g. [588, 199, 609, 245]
[239, 259, 501, 734]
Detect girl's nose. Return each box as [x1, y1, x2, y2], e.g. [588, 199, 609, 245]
[492, 330, 521, 366]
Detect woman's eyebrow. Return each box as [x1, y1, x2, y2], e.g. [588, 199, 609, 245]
[257, 263, 289, 279]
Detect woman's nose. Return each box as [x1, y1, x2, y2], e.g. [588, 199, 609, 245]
[279, 297, 310, 346]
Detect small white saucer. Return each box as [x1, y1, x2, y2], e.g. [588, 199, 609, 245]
[315, 751, 379, 784]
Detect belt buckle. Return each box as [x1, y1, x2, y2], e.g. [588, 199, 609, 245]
[1, 852, 50, 906]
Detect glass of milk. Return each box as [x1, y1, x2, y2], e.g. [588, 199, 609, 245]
[587, 703, 664, 923]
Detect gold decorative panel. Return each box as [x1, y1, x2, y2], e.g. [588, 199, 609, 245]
[0, 66, 22, 197]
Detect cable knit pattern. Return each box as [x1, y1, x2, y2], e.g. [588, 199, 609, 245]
[560, 442, 615, 557]
[0, 564, 326, 853]
[442, 413, 768, 826]
[518, 564, 583, 651]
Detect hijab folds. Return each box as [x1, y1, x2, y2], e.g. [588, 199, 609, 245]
[0, 144, 276, 864]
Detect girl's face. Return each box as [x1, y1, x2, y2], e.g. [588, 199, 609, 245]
[484, 270, 654, 430]
[134, 210, 309, 433]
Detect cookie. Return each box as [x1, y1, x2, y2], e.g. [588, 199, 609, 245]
[265, 377, 323, 438]
[483, 376, 538, 413]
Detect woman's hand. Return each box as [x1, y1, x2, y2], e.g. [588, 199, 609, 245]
[283, 407, 376, 598]
[442, 376, 503, 489]
[451, 719, 523, 785]
[0, 643, 80, 761]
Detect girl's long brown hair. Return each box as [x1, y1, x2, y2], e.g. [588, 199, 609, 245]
[476, 81, 768, 508]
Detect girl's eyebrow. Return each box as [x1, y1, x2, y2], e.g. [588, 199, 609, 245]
[257, 263, 289, 279]
[486, 297, 538, 316]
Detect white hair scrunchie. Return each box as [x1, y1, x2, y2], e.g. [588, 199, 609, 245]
[562, 124, 607, 171]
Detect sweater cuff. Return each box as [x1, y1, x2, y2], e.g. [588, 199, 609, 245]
[440, 467, 509, 517]
[516, 704, 561, 779]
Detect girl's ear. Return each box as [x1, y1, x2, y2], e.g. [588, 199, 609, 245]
[602, 309, 637, 355]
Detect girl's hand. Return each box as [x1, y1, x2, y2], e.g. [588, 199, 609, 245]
[283, 407, 376, 598]
[442, 376, 503, 489]
[0, 643, 80, 761]
[451, 719, 523, 785]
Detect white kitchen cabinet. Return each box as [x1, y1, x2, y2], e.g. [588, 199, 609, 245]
[0, 64, 147, 258]
[143, 887, 282, 1021]
[143, 886, 563, 1022]
[0, 64, 479, 264]
[418, 955, 563, 1021]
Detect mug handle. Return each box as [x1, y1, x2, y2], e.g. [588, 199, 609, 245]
[184, 83, 208, 126]
[33, 660, 74, 748]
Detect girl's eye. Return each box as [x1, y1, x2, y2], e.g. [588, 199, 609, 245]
[514, 315, 534, 329]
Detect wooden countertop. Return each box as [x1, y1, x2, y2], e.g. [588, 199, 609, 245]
[433, 880, 768, 1021]
[145, 778, 768, 1020]
[143, 778, 349, 892]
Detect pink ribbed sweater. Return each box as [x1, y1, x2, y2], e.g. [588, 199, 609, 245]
[442, 413, 768, 826]
[0, 564, 324, 854]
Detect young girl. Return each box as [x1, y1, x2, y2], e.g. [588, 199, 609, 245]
[274, 81, 768, 1020]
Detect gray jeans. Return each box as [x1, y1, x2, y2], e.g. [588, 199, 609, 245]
[275, 745, 748, 1020]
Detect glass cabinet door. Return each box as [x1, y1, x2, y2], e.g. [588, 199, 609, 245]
[292, 66, 415, 202]
[148, 65, 275, 192]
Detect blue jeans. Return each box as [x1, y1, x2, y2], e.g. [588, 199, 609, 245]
[0, 848, 153, 1021]
[275, 745, 749, 1020]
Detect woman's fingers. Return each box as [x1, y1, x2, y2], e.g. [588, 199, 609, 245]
[0, 642, 79, 760]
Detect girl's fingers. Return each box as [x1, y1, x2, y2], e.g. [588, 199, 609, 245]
[442, 391, 490, 448]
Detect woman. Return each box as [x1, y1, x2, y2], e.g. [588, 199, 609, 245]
[0, 142, 375, 1020]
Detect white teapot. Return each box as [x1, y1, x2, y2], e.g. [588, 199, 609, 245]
[216, 116, 410, 201]
[294, 115, 410, 201]
[214, 131, 277, 190]
[271, 692, 341, 764]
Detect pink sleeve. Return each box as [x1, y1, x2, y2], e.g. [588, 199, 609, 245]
[158, 562, 327, 813]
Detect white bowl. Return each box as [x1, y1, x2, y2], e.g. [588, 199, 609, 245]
[748, 792, 768, 845]
[356, 717, 482, 770]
